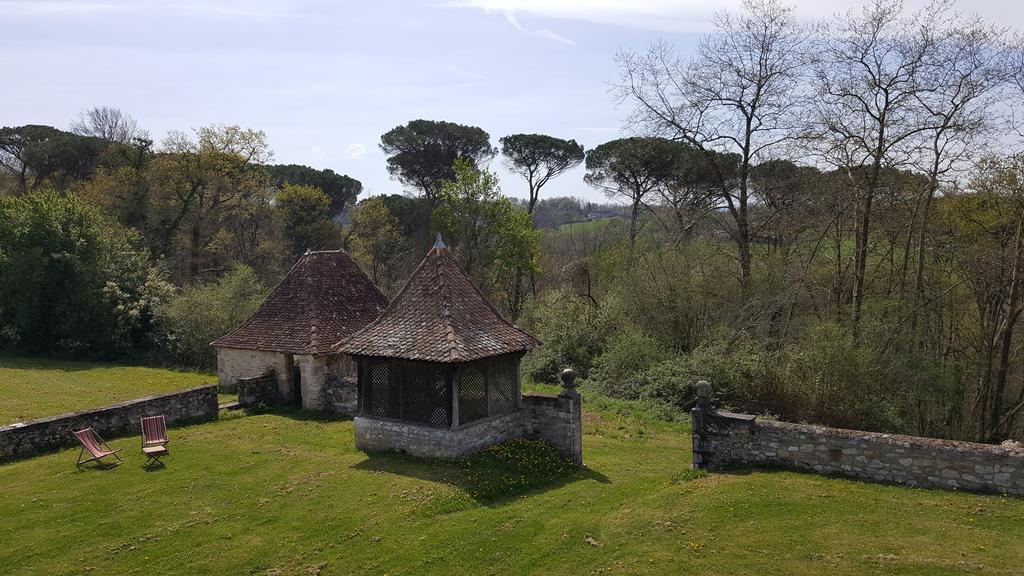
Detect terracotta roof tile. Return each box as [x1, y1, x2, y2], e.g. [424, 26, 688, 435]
[211, 250, 388, 355]
[333, 240, 540, 363]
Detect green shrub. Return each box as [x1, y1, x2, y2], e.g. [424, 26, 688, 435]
[589, 328, 670, 397]
[520, 288, 608, 383]
[155, 265, 267, 368]
[0, 190, 169, 357]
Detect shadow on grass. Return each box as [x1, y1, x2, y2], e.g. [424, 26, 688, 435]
[254, 406, 354, 423]
[351, 439, 609, 513]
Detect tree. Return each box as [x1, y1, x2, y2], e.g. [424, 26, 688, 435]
[584, 137, 687, 257]
[265, 164, 362, 217]
[70, 106, 145, 144]
[433, 159, 541, 319]
[616, 0, 809, 293]
[379, 119, 495, 202]
[812, 0, 939, 339]
[348, 196, 403, 289]
[500, 134, 584, 215]
[0, 125, 107, 193]
[149, 125, 273, 281]
[946, 155, 1024, 441]
[0, 190, 169, 357]
[276, 183, 339, 256]
[908, 16, 1008, 338]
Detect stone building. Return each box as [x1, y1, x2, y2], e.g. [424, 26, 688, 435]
[211, 250, 388, 412]
[336, 237, 577, 459]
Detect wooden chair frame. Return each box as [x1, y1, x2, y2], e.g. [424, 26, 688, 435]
[140, 415, 170, 468]
[73, 428, 123, 468]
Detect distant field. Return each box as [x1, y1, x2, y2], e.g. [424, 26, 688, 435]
[557, 217, 623, 233]
[1, 394, 1023, 574]
[0, 355, 219, 424]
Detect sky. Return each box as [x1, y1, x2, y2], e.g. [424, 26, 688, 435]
[2, 0, 1022, 203]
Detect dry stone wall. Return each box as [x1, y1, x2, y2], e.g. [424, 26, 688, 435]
[0, 385, 218, 463]
[692, 401, 1024, 496]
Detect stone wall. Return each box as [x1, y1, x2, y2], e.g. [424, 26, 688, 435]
[0, 385, 218, 463]
[237, 371, 280, 408]
[216, 347, 289, 397]
[522, 391, 583, 465]
[354, 411, 524, 458]
[691, 398, 1024, 496]
[323, 376, 358, 415]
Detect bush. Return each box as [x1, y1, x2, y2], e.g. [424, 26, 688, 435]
[519, 288, 608, 383]
[589, 328, 670, 397]
[155, 265, 267, 368]
[0, 190, 169, 357]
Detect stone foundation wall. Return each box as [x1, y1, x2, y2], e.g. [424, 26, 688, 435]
[522, 392, 583, 465]
[354, 411, 524, 458]
[216, 348, 289, 396]
[0, 385, 218, 463]
[237, 371, 280, 408]
[323, 376, 358, 415]
[692, 404, 1024, 496]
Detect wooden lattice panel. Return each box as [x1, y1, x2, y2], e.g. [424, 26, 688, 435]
[489, 355, 518, 415]
[458, 361, 488, 424]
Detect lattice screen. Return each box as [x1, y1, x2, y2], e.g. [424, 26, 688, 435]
[402, 362, 451, 427]
[458, 361, 489, 424]
[489, 355, 518, 416]
[365, 360, 400, 419]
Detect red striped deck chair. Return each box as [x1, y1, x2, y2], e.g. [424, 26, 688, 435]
[140, 415, 169, 468]
[73, 428, 123, 468]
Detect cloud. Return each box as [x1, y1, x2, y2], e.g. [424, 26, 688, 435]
[444, 0, 735, 33]
[343, 143, 366, 160]
[308, 146, 327, 160]
[502, 9, 577, 46]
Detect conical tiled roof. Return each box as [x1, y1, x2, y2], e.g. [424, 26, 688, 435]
[333, 239, 540, 363]
[211, 250, 388, 355]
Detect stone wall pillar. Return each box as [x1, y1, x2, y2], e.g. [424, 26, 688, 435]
[690, 380, 711, 470]
[559, 368, 583, 465]
[298, 355, 328, 411]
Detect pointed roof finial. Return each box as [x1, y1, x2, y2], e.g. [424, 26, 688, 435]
[431, 232, 448, 254]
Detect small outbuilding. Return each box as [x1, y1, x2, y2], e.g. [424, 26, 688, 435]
[212, 249, 388, 412]
[336, 236, 553, 458]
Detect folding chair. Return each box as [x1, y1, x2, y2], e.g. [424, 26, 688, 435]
[140, 415, 170, 468]
[73, 428, 123, 468]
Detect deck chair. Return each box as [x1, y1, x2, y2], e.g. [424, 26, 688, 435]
[140, 415, 169, 468]
[73, 428, 123, 468]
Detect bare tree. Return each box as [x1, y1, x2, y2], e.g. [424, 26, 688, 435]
[908, 14, 1010, 337]
[616, 0, 809, 295]
[70, 106, 145, 144]
[811, 0, 939, 338]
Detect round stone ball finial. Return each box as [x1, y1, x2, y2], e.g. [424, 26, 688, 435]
[695, 380, 711, 398]
[560, 367, 578, 397]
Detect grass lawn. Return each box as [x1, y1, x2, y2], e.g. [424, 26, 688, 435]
[2, 407, 1024, 575]
[0, 355, 221, 425]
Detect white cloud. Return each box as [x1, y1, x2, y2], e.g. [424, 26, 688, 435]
[502, 9, 578, 46]
[445, 0, 1024, 33]
[444, 0, 736, 33]
[343, 143, 366, 160]
[308, 146, 326, 160]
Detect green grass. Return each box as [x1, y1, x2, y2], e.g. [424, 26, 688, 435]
[0, 355, 220, 425]
[2, 406, 1024, 575]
